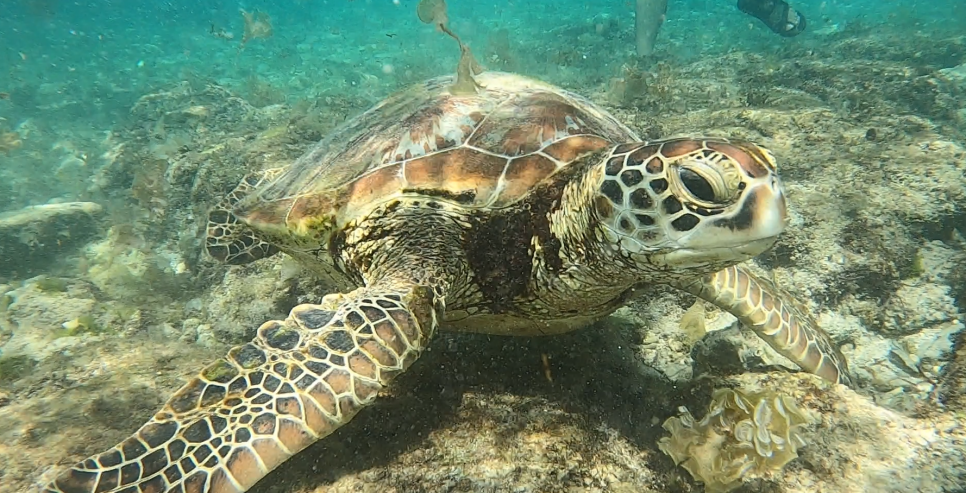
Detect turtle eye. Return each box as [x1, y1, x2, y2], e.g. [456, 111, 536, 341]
[678, 168, 717, 202]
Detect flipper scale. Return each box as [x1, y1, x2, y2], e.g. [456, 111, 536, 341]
[44, 282, 439, 493]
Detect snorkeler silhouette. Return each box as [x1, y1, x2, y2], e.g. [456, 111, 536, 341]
[636, 0, 807, 56]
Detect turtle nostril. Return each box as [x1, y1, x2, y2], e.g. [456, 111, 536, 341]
[679, 168, 716, 202]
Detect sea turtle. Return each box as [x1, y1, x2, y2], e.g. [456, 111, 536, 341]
[44, 71, 850, 493]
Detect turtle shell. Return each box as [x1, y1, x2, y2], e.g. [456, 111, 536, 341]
[235, 72, 639, 232]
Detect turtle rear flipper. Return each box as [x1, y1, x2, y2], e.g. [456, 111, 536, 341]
[675, 264, 853, 387]
[206, 168, 285, 265]
[44, 281, 440, 493]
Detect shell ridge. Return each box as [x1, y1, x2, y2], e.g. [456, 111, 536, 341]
[460, 144, 516, 160]
[463, 93, 514, 145]
[250, 73, 641, 224]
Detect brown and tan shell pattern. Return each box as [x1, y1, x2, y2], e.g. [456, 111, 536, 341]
[234, 72, 639, 232]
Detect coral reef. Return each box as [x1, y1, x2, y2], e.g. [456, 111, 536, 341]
[1, 277, 100, 364]
[659, 388, 815, 493]
[243, 75, 286, 108]
[0, 8, 964, 493]
[939, 248, 966, 410]
[0, 202, 104, 278]
[939, 327, 966, 411]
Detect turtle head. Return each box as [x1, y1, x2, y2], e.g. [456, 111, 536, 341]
[594, 138, 787, 272]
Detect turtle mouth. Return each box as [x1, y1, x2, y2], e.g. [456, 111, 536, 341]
[647, 236, 780, 270]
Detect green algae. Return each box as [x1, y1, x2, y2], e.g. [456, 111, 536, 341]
[900, 250, 927, 280]
[65, 314, 102, 336]
[53, 313, 108, 339]
[201, 359, 239, 383]
[0, 355, 37, 383]
[34, 276, 69, 293]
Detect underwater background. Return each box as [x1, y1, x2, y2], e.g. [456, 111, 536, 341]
[1, 0, 966, 492]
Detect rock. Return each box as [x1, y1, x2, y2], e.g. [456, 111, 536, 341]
[938, 63, 966, 91]
[1, 279, 99, 362]
[940, 327, 966, 411]
[0, 202, 104, 278]
[715, 373, 966, 493]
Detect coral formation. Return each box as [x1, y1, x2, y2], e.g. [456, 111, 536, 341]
[939, 246, 966, 410]
[129, 157, 170, 217]
[0, 202, 104, 277]
[659, 388, 816, 493]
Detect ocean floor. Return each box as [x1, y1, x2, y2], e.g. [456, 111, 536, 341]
[2, 3, 966, 493]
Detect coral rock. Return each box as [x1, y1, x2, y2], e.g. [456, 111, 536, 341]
[0, 202, 103, 277]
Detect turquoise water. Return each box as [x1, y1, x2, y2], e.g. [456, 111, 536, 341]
[0, 0, 963, 201]
[1, 0, 963, 207]
[1, 1, 966, 492]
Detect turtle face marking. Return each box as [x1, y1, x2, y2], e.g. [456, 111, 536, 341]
[596, 138, 787, 269]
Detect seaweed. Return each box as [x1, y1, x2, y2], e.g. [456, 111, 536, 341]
[678, 300, 708, 345]
[0, 355, 37, 383]
[34, 276, 69, 293]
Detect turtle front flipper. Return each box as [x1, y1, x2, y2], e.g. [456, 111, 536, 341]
[44, 281, 440, 493]
[205, 168, 285, 265]
[673, 264, 853, 387]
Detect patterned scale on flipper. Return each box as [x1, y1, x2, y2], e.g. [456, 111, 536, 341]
[44, 282, 439, 493]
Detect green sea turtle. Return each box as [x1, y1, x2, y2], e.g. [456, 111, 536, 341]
[44, 71, 850, 493]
